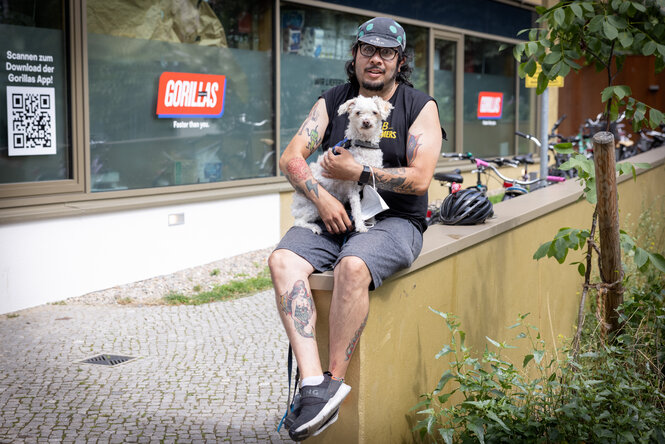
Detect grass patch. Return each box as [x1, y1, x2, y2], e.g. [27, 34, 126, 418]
[210, 268, 220, 276]
[164, 267, 272, 305]
[116, 297, 133, 305]
[489, 192, 505, 204]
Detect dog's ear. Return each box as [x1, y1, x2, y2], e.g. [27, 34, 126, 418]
[337, 98, 356, 116]
[373, 96, 393, 120]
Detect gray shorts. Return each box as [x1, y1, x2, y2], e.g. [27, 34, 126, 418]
[275, 217, 423, 290]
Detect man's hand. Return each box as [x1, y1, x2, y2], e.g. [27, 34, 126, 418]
[315, 192, 353, 234]
[320, 147, 364, 182]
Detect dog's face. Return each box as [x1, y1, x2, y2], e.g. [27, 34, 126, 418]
[337, 95, 393, 139]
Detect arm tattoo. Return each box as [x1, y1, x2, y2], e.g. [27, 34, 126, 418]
[286, 158, 310, 182]
[297, 105, 320, 136]
[305, 127, 321, 153]
[373, 168, 418, 194]
[406, 132, 423, 166]
[345, 313, 368, 361]
[279, 280, 315, 339]
[305, 180, 319, 197]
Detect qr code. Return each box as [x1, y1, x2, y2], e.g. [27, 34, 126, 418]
[7, 86, 56, 156]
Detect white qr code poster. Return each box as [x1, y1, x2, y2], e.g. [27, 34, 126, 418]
[7, 86, 56, 156]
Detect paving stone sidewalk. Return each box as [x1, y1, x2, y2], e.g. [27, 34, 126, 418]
[0, 290, 292, 443]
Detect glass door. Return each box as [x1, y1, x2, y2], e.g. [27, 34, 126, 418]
[432, 34, 460, 154]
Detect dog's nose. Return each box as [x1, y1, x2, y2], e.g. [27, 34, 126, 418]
[362, 121, 372, 128]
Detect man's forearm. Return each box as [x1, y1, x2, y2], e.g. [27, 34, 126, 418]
[285, 157, 321, 200]
[372, 167, 421, 194]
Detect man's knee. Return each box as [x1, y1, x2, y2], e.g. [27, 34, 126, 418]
[335, 256, 371, 287]
[268, 249, 313, 277]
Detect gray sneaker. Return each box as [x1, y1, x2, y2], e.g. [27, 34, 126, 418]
[288, 372, 351, 441]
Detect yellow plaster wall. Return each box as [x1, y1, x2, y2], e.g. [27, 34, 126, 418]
[308, 149, 665, 443]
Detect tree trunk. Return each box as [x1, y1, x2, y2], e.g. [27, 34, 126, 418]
[592, 131, 624, 335]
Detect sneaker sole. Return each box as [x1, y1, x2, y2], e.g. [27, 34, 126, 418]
[292, 382, 351, 438]
[312, 409, 338, 437]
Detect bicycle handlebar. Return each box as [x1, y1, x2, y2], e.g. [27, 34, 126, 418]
[442, 152, 474, 160]
[474, 159, 565, 186]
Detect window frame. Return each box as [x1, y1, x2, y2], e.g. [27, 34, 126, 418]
[0, 0, 536, 218]
[0, 0, 85, 199]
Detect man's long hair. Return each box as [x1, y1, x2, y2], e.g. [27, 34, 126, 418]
[344, 42, 414, 89]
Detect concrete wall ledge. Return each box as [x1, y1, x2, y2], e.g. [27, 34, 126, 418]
[308, 146, 665, 443]
[309, 146, 665, 292]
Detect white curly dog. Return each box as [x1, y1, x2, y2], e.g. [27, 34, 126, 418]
[291, 95, 393, 234]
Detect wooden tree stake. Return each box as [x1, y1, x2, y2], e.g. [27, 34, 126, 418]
[592, 131, 624, 335]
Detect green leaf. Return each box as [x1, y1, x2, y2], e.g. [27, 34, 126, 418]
[544, 51, 561, 65]
[585, 182, 597, 204]
[553, 8, 565, 26]
[554, 143, 575, 154]
[582, 2, 595, 12]
[601, 86, 615, 102]
[603, 20, 618, 40]
[632, 1, 646, 12]
[534, 241, 552, 260]
[578, 262, 586, 276]
[523, 354, 534, 367]
[618, 32, 633, 48]
[533, 349, 545, 365]
[615, 85, 632, 100]
[435, 370, 455, 393]
[468, 418, 486, 444]
[486, 336, 501, 348]
[536, 72, 549, 95]
[620, 430, 636, 443]
[438, 428, 454, 444]
[487, 411, 510, 432]
[643, 40, 657, 56]
[437, 392, 453, 404]
[635, 247, 649, 268]
[658, 44, 665, 58]
[526, 41, 538, 57]
[650, 108, 665, 127]
[436, 345, 454, 359]
[552, 237, 569, 263]
[429, 307, 449, 319]
[648, 252, 665, 272]
[570, 3, 583, 18]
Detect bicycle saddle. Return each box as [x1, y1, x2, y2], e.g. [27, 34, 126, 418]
[434, 171, 463, 183]
[514, 153, 534, 164]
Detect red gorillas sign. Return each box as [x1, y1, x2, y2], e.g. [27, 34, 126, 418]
[156, 72, 226, 118]
[477, 91, 503, 119]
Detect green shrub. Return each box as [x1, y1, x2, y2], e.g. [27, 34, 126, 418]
[413, 275, 665, 443]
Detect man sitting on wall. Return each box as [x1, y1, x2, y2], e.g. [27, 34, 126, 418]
[269, 16, 443, 441]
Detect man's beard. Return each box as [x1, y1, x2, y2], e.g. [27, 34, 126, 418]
[360, 66, 398, 91]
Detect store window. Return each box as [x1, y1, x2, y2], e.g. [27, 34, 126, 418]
[433, 38, 456, 151]
[279, 4, 429, 154]
[0, 0, 71, 185]
[463, 35, 516, 158]
[517, 78, 537, 154]
[86, 0, 273, 191]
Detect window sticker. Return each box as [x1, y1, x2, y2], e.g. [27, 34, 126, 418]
[477, 91, 503, 120]
[156, 72, 227, 119]
[7, 86, 56, 156]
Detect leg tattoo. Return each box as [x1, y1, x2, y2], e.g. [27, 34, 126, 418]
[281, 280, 315, 339]
[345, 313, 368, 361]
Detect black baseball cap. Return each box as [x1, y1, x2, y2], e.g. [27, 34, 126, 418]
[356, 17, 406, 51]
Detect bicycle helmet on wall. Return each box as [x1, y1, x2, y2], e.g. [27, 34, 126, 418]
[440, 189, 494, 225]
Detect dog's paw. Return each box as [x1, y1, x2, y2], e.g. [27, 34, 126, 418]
[355, 224, 369, 233]
[310, 225, 322, 235]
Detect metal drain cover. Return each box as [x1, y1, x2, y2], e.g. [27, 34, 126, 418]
[81, 354, 136, 366]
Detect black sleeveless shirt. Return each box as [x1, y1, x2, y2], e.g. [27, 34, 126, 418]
[320, 83, 436, 233]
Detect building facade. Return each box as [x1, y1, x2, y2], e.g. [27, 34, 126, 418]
[0, 0, 539, 313]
